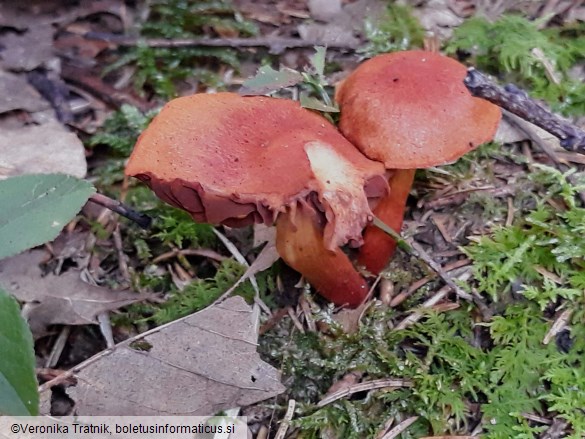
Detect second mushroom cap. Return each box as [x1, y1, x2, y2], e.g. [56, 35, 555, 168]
[336, 50, 502, 168]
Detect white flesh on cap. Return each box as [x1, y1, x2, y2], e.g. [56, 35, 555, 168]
[304, 141, 373, 251]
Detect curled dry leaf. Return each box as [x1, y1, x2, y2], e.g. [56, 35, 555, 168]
[0, 250, 149, 336]
[41, 296, 285, 416]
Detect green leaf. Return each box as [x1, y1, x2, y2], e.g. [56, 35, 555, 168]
[0, 174, 96, 260]
[240, 65, 303, 95]
[0, 288, 38, 415]
[310, 46, 326, 78]
[300, 92, 339, 113]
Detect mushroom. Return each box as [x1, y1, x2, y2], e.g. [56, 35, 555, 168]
[125, 92, 388, 307]
[336, 50, 502, 275]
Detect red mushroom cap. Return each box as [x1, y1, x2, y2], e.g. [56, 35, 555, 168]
[336, 51, 502, 168]
[125, 92, 387, 250]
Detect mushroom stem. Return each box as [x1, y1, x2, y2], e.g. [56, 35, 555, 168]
[276, 204, 369, 308]
[357, 168, 416, 275]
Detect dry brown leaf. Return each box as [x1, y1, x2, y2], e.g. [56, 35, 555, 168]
[308, 0, 342, 22]
[0, 0, 129, 36]
[0, 2, 30, 30]
[412, 0, 463, 40]
[298, 0, 386, 47]
[253, 223, 276, 248]
[0, 69, 50, 114]
[297, 22, 360, 47]
[0, 120, 87, 178]
[333, 301, 369, 333]
[343, 0, 388, 24]
[41, 296, 285, 415]
[0, 23, 55, 71]
[494, 116, 528, 144]
[0, 250, 149, 335]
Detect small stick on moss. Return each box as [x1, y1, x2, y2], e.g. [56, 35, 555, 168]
[464, 68, 585, 153]
[152, 248, 226, 264]
[543, 308, 572, 345]
[274, 399, 296, 439]
[112, 224, 131, 283]
[390, 258, 471, 307]
[395, 271, 472, 330]
[88, 193, 152, 229]
[317, 378, 413, 408]
[372, 217, 474, 301]
[379, 416, 419, 439]
[85, 32, 358, 54]
[503, 112, 585, 204]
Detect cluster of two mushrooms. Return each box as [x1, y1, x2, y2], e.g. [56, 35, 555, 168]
[126, 51, 502, 308]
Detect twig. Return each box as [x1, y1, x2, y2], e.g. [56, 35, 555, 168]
[379, 416, 418, 439]
[522, 412, 552, 425]
[274, 399, 296, 439]
[287, 307, 305, 333]
[88, 193, 152, 229]
[84, 32, 358, 54]
[61, 64, 152, 112]
[317, 378, 413, 408]
[112, 223, 130, 284]
[395, 271, 472, 330]
[541, 418, 569, 439]
[299, 296, 317, 332]
[504, 111, 564, 163]
[395, 285, 447, 330]
[506, 196, 515, 227]
[390, 258, 471, 307]
[375, 416, 396, 439]
[212, 228, 272, 315]
[152, 248, 226, 264]
[97, 312, 115, 349]
[373, 217, 474, 301]
[503, 112, 585, 204]
[27, 69, 74, 123]
[464, 68, 585, 153]
[543, 308, 572, 345]
[45, 326, 71, 368]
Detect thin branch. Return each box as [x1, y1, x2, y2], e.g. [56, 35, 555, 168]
[152, 248, 226, 264]
[543, 308, 572, 345]
[317, 378, 413, 408]
[379, 416, 419, 439]
[88, 193, 152, 229]
[395, 271, 472, 330]
[112, 223, 131, 283]
[372, 217, 474, 301]
[390, 258, 471, 307]
[464, 68, 585, 153]
[274, 399, 296, 439]
[85, 32, 358, 54]
[503, 111, 585, 204]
